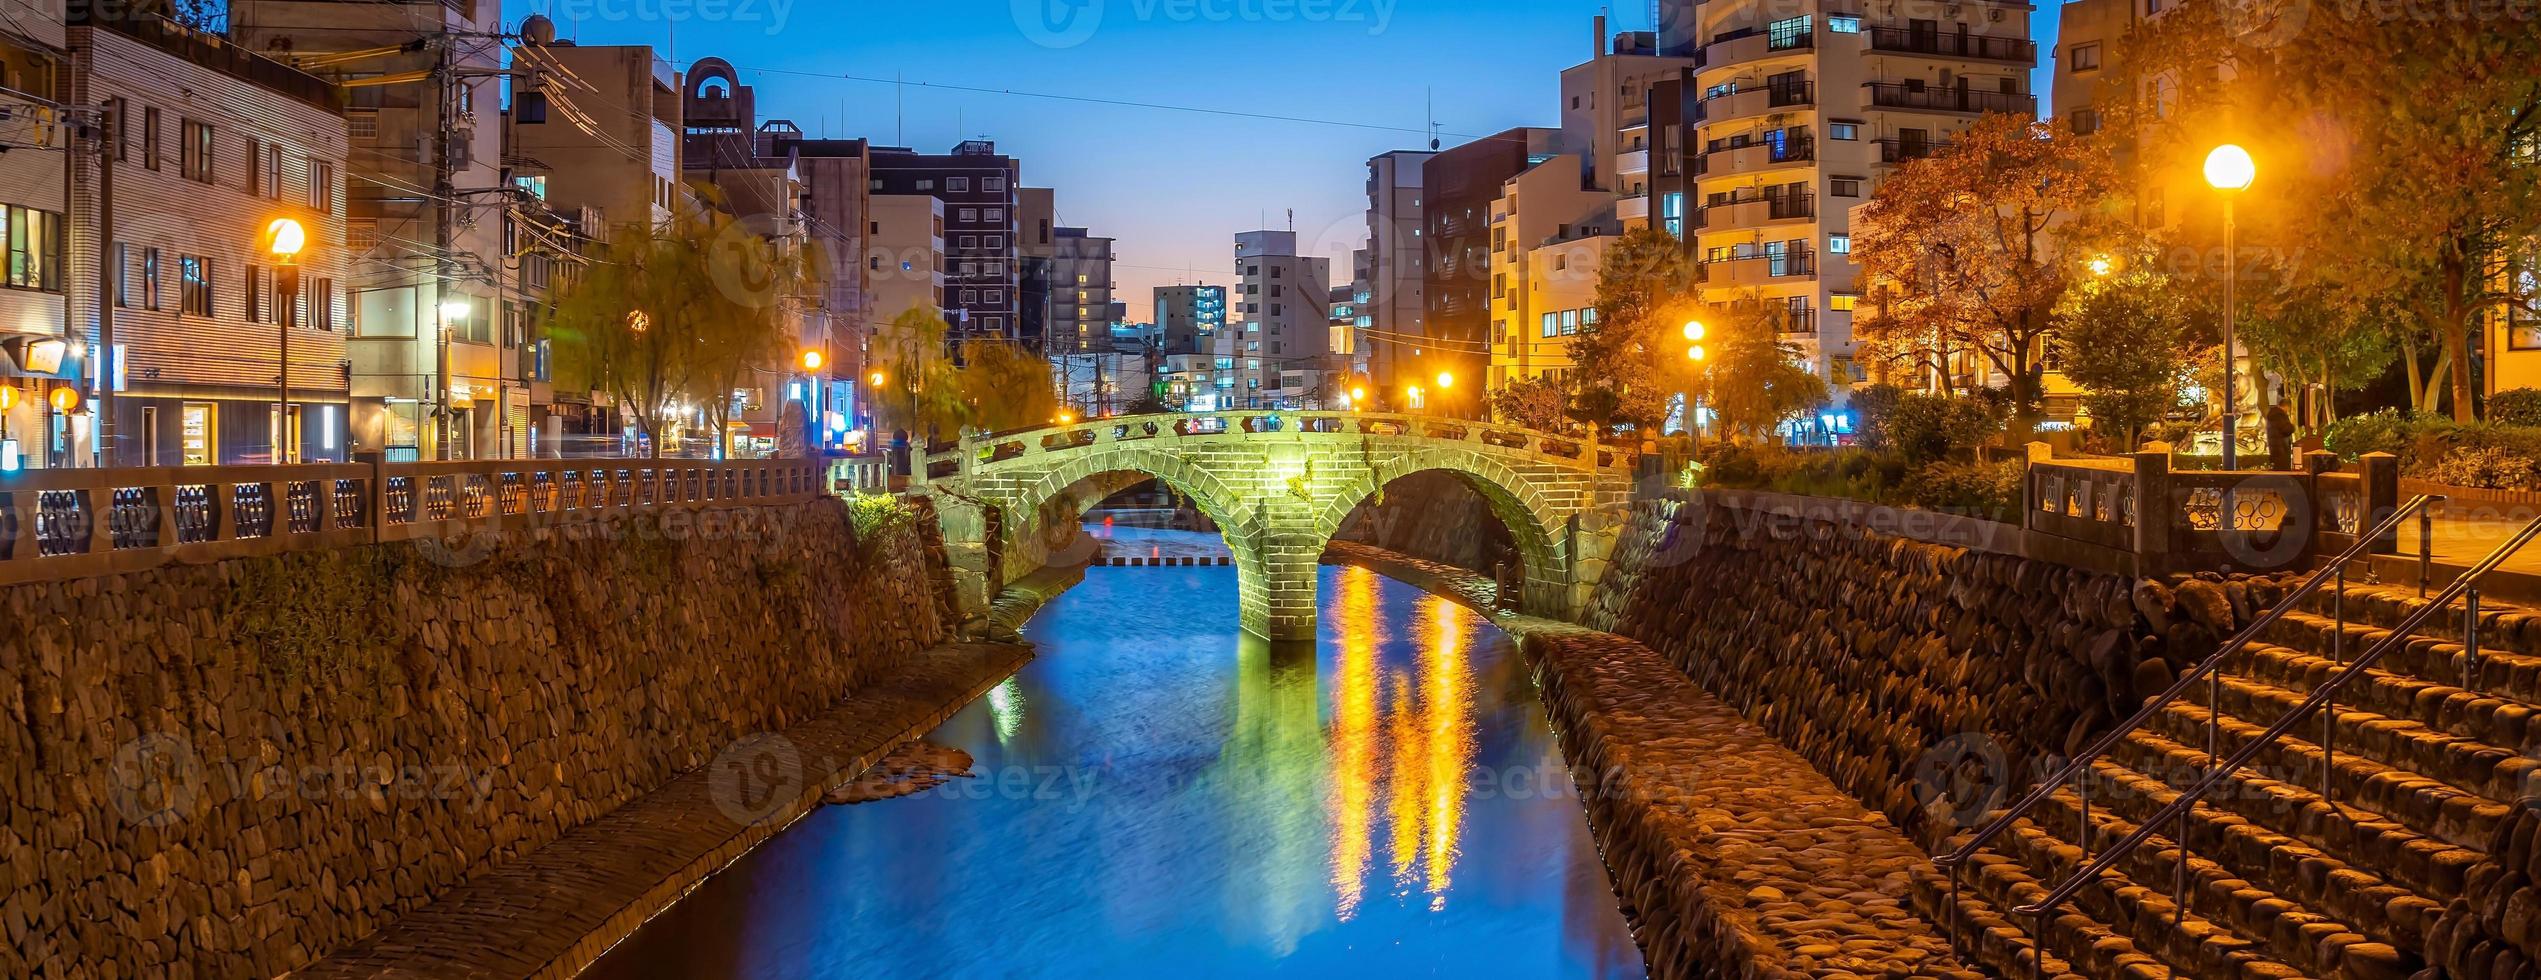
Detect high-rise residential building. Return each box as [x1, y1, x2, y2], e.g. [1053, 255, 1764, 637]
[756, 130, 875, 409]
[234, 0, 516, 460]
[1422, 128, 1566, 416]
[1015, 186, 1055, 349]
[871, 141, 1021, 346]
[1232, 230, 1331, 409]
[61, 7, 354, 468]
[869, 194, 947, 326]
[507, 36, 682, 232]
[1629, 2, 2036, 429]
[1560, 17, 1698, 205]
[1484, 152, 1616, 390]
[1048, 228, 1116, 354]
[1363, 149, 1433, 398]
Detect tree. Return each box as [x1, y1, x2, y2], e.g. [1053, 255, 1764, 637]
[548, 208, 795, 458]
[693, 224, 809, 457]
[866, 305, 969, 442]
[1699, 295, 1829, 442]
[1489, 376, 1572, 432]
[1853, 113, 2121, 435]
[1570, 228, 1700, 434]
[2237, 278, 2397, 425]
[2053, 265, 2210, 446]
[958, 339, 1061, 433]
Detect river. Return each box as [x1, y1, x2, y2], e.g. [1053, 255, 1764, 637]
[584, 533, 1644, 979]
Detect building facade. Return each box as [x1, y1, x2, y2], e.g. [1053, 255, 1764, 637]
[1484, 152, 1615, 391]
[868, 193, 946, 326]
[1232, 230, 1331, 409]
[1047, 227, 1115, 354]
[1422, 127, 1565, 416]
[871, 141, 1021, 345]
[1362, 149, 1433, 399]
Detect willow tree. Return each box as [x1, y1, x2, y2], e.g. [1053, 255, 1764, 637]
[867, 305, 969, 443]
[1853, 113, 2119, 435]
[547, 207, 798, 457]
[1569, 227, 1699, 434]
[959, 339, 1062, 433]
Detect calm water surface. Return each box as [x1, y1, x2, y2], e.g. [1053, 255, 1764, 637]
[586, 535, 1644, 979]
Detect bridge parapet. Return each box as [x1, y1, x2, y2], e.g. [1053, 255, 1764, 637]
[924, 411, 1639, 483]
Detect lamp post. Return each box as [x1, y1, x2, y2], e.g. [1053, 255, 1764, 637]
[438, 298, 472, 459]
[1434, 370, 1455, 417]
[2204, 144, 2256, 469]
[799, 348, 826, 461]
[266, 218, 307, 463]
[1683, 319, 1708, 459]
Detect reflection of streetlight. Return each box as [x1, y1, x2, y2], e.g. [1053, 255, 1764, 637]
[267, 217, 308, 462]
[1057, 411, 1076, 425]
[2205, 143, 2256, 469]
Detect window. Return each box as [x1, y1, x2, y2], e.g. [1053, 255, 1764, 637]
[2070, 43, 2101, 71]
[247, 264, 268, 323]
[246, 138, 281, 199]
[180, 255, 212, 316]
[106, 98, 128, 161]
[113, 243, 132, 306]
[348, 220, 379, 251]
[517, 91, 549, 124]
[312, 277, 336, 331]
[958, 208, 978, 221]
[917, 179, 936, 191]
[1829, 122, 1859, 140]
[1829, 293, 1859, 312]
[2068, 108, 2102, 136]
[1829, 14, 1862, 32]
[1542, 312, 1558, 337]
[985, 177, 1007, 192]
[181, 120, 214, 183]
[0, 206, 60, 291]
[1828, 234, 1851, 254]
[1560, 310, 1581, 336]
[1767, 15, 1812, 49]
[1830, 177, 1861, 197]
[310, 159, 337, 210]
[947, 177, 970, 192]
[143, 107, 161, 171]
[143, 248, 161, 309]
[985, 208, 1004, 221]
[1661, 192, 1685, 239]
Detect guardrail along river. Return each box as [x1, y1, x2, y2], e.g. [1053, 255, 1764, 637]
[587, 535, 1644, 978]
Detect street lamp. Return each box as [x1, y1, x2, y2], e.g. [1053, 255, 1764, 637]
[1681, 320, 1709, 453]
[2205, 143, 2257, 469]
[438, 298, 471, 459]
[800, 348, 828, 460]
[266, 217, 307, 463]
[2088, 255, 2115, 277]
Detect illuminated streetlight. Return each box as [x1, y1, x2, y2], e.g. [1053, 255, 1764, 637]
[1057, 411, 1076, 425]
[799, 349, 825, 372]
[868, 370, 887, 387]
[266, 217, 312, 462]
[1687, 344, 1707, 361]
[2088, 255, 2115, 277]
[1350, 385, 1366, 404]
[265, 218, 307, 260]
[1682, 320, 1706, 342]
[1435, 371, 1454, 390]
[440, 299, 472, 321]
[2205, 143, 2257, 468]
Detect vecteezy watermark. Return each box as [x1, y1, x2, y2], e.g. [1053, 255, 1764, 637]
[520, 0, 799, 35]
[1012, 0, 1401, 49]
[708, 732, 805, 826]
[106, 734, 495, 827]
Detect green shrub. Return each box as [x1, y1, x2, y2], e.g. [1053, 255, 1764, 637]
[2422, 444, 2541, 491]
[1883, 393, 2007, 464]
[2490, 388, 2541, 427]
[847, 493, 915, 554]
[1850, 384, 1907, 452]
[1901, 459, 2026, 522]
[2323, 409, 2451, 463]
[2141, 420, 2197, 448]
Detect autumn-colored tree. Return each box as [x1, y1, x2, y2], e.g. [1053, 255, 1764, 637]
[1699, 295, 1830, 442]
[866, 305, 969, 442]
[1853, 113, 2121, 435]
[959, 339, 1063, 433]
[548, 207, 797, 458]
[1489, 376, 1572, 432]
[1569, 228, 1700, 434]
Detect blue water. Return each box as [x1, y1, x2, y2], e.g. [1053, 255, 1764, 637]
[584, 547, 1644, 979]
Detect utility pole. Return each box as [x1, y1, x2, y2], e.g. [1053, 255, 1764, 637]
[92, 107, 115, 467]
[433, 30, 455, 460]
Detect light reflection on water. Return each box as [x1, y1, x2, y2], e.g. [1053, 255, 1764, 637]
[583, 538, 1643, 979]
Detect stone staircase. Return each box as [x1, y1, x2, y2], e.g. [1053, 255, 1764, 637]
[1920, 580, 2541, 980]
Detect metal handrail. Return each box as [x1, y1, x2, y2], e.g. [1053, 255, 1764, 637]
[2010, 502, 2535, 948]
[1936, 492, 2440, 875]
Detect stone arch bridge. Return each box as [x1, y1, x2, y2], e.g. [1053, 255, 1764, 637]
[918, 411, 1640, 640]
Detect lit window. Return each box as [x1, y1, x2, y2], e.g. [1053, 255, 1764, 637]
[1828, 234, 1851, 254]
[1829, 293, 1859, 312]
[1829, 15, 1862, 32]
[1829, 122, 1860, 141]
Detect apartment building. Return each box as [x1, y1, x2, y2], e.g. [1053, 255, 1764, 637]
[70, 8, 354, 467]
[1483, 152, 1616, 390]
[233, 0, 516, 461]
[869, 193, 946, 325]
[1154, 283, 1226, 356]
[871, 141, 1022, 346]
[0, 3, 72, 469]
[1231, 230, 1330, 409]
[1422, 127, 1566, 416]
[1047, 227, 1116, 354]
[1561, 17, 1698, 212]
[1361, 149, 1432, 396]
[1016, 185, 1054, 349]
[1638, 2, 2036, 425]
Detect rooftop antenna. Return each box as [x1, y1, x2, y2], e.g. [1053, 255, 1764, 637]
[1426, 88, 1440, 151]
[1287, 209, 1295, 234]
[895, 72, 904, 145]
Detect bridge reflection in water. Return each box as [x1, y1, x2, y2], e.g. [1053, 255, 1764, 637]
[584, 542, 1641, 979]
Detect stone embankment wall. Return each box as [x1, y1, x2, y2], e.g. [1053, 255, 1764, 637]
[0, 498, 955, 979]
[1331, 470, 1516, 574]
[1584, 492, 2188, 846]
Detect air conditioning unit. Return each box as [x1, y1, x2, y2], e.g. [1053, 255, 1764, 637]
[1989, 8, 2006, 20]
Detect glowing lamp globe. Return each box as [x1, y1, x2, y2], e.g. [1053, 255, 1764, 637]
[2203, 144, 2256, 191]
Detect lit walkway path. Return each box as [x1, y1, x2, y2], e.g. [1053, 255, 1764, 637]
[2377, 509, 2541, 600]
[1322, 543, 1991, 978]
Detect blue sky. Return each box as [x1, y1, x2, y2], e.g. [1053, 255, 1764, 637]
[509, 0, 2061, 314]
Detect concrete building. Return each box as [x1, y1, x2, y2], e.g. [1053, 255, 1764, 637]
[0, 3, 73, 470]
[1514, 235, 1614, 388]
[1560, 17, 1698, 210]
[1362, 149, 1432, 398]
[506, 37, 681, 232]
[1422, 128, 1566, 416]
[1232, 230, 1331, 409]
[1154, 284, 1226, 356]
[1016, 186, 1054, 349]
[1047, 227, 1116, 354]
[868, 193, 946, 325]
[756, 130, 874, 418]
[871, 141, 1021, 345]
[68, 9, 354, 467]
[234, 0, 517, 461]
[1485, 152, 1616, 391]
[1628, 2, 2036, 430]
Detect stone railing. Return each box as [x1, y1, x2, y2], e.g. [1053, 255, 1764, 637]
[922, 410, 1640, 481]
[2024, 447, 2399, 576]
[0, 455, 823, 586]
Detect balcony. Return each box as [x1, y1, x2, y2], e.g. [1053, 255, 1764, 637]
[1705, 136, 1816, 176]
[1701, 194, 1815, 229]
[1617, 196, 1651, 222]
[1863, 27, 2036, 64]
[1703, 26, 1815, 69]
[1777, 308, 1819, 336]
[1865, 82, 2035, 116]
[1702, 81, 1815, 123]
[1699, 248, 1815, 286]
[1618, 148, 1651, 176]
[1874, 137, 1952, 163]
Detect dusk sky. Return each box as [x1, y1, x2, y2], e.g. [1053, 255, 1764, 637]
[510, 0, 2063, 316]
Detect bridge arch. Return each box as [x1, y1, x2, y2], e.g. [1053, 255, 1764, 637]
[922, 412, 1636, 640]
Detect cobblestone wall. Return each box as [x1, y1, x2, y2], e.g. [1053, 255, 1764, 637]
[1585, 492, 2161, 846]
[0, 498, 954, 979]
